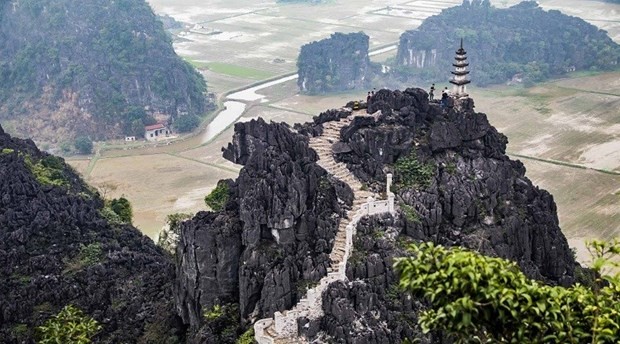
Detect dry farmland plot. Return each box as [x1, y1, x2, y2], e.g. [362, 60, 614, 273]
[89, 154, 238, 239]
[520, 160, 620, 262]
[474, 72, 620, 173]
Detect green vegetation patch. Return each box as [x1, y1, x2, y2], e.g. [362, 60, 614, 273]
[37, 305, 101, 344]
[202, 303, 243, 342]
[24, 155, 69, 187]
[297, 279, 319, 295]
[400, 203, 421, 224]
[205, 62, 274, 80]
[12, 323, 29, 340]
[203, 304, 225, 321]
[235, 327, 254, 344]
[394, 153, 434, 189]
[205, 181, 230, 212]
[395, 240, 620, 343]
[63, 243, 103, 274]
[99, 197, 133, 225]
[1, 148, 15, 155]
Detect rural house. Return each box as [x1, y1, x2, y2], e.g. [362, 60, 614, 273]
[145, 123, 171, 141]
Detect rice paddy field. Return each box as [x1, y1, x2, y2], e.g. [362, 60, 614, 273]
[67, 0, 619, 263]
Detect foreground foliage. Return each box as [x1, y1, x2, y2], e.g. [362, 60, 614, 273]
[395, 241, 620, 343]
[37, 305, 101, 343]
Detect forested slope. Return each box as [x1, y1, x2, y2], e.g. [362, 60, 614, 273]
[395, 0, 620, 86]
[0, 0, 210, 143]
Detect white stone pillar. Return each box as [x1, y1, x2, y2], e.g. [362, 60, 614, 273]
[386, 173, 396, 214]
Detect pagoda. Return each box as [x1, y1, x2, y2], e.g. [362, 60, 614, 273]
[450, 38, 470, 98]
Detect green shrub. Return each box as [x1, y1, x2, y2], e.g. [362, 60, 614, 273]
[173, 114, 201, 133]
[445, 162, 457, 175]
[204, 182, 229, 211]
[23, 154, 68, 187]
[296, 279, 319, 295]
[64, 243, 103, 273]
[1, 148, 15, 155]
[235, 328, 254, 344]
[394, 153, 434, 189]
[12, 323, 29, 339]
[204, 304, 224, 321]
[202, 303, 241, 343]
[99, 206, 123, 224]
[109, 197, 132, 223]
[400, 203, 421, 224]
[166, 213, 193, 234]
[395, 240, 620, 344]
[37, 305, 101, 344]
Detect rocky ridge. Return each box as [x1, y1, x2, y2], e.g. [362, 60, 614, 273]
[175, 87, 577, 343]
[175, 119, 353, 342]
[0, 124, 182, 343]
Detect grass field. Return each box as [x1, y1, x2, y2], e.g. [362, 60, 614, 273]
[64, 0, 619, 247]
[204, 62, 276, 80]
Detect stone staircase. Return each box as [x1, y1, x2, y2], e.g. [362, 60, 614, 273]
[255, 110, 394, 344]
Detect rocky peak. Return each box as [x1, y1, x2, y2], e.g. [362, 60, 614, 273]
[175, 117, 353, 342]
[175, 88, 576, 343]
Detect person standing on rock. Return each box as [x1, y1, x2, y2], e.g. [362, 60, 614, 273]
[441, 92, 448, 109]
[367, 92, 372, 113]
[429, 83, 435, 100]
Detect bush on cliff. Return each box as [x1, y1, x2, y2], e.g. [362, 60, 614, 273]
[23, 155, 70, 187]
[395, 241, 620, 343]
[109, 197, 133, 223]
[37, 305, 101, 344]
[204, 181, 229, 211]
[394, 153, 434, 189]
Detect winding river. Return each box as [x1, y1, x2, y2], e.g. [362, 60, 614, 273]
[199, 45, 397, 145]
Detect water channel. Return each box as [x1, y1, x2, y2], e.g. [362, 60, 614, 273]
[199, 45, 397, 145]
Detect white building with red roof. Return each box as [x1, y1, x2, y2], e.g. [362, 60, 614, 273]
[144, 123, 171, 141]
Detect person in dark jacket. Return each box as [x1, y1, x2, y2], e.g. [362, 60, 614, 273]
[440, 92, 448, 109]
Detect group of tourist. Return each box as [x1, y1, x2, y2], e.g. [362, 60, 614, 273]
[429, 83, 452, 109]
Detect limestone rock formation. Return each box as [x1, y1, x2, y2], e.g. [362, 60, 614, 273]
[308, 88, 576, 342]
[175, 118, 353, 342]
[297, 32, 375, 94]
[0, 124, 182, 343]
[395, 1, 620, 86]
[176, 87, 577, 343]
[0, 0, 210, 142]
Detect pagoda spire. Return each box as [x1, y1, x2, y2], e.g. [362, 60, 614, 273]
[450, 38, 471, 98]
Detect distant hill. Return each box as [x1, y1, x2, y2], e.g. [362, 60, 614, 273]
[297, 32, 376, 94]
[0, 0, 211, 144]
[394, 0, 620, 86]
